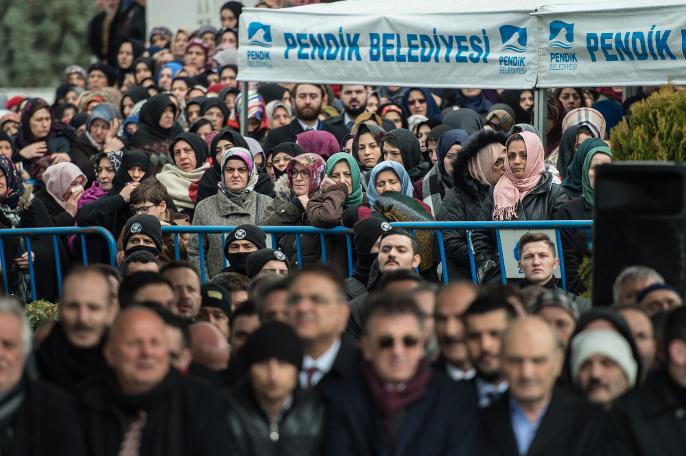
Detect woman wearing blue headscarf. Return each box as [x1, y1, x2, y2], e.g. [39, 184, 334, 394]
[366, 160, 413, 207]
[421, 129, 471, 215]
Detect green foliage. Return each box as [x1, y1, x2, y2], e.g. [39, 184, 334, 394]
[611, 87, 686, 161]
[25, 299, 58, 332]
[0, 0, 95, 87]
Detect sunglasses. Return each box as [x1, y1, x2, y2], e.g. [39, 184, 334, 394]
[408, 98, 426, 105]
[376, 335, 420, 350]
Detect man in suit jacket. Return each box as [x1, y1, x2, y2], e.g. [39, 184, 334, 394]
[325, 292, 477, 456]
[322, 84, 368, 144]
[287, 266, 361, 392]
[478, 316, 604, 456]
[265, 83, 339, 152]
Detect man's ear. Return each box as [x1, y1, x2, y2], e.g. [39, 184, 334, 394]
[412, 254, 421, 269]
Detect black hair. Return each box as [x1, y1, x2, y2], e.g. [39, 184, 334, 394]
[160, 260, 199, 279]
[190, 118, 213, 133]
[361, 292, 425, 335]
[463, 294, 517, 321]
[378, 269, 424, 291]
[121, 250, 159, 277]
[118, 272, 173, 309]
[662, 307, 686, 357]
[230, 299, 258, 328]
[289, 265, 346, 301]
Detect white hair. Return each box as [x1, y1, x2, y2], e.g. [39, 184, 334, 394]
[0, 297, 33, 356]
[612, 265, 665, 304]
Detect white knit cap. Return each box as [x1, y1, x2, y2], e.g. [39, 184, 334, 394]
[570, 329, 638, 388]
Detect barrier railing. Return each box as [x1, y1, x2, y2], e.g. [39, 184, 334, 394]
[162, 220, 593, 288]
[0, 226, 118, 302]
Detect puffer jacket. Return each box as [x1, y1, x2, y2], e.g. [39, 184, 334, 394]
[263, 175, 320, 267]
[438, 130, 507, 281]
[188, 189, 272, 279]
[226, 384, 324, 456]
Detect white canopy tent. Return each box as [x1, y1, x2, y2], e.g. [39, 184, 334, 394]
[235, 0, 686, 133]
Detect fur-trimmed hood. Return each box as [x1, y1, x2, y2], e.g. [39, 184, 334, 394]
[272, 174, 293, 201]
[17, 183, 34, 211]
[452, 129, 508, 198]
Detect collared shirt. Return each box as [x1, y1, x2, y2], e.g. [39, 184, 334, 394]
[445, 364, 476, 382]
[343, 113, 354, 129]
[509, 397, 549, 456]
[299, 338, 341, 388]
[297, 118, 320, 132]
[476, 377, 509, 408]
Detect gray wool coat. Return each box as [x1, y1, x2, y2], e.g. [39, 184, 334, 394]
[189, 190, 273, 279]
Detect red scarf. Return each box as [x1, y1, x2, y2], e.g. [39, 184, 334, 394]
[362, 360, 432, 450]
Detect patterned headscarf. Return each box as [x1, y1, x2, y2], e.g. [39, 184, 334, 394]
[0, 156, 25, 210]
[287, 153, 326, 195]
[562, 108, 606, 139]
[220, 147, 258, 194]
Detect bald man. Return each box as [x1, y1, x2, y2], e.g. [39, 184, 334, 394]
[76, 307, 232, 456]
[188, 322, 231, 387]
[433, 282, 477, 381]
[477, 317, 605, 456]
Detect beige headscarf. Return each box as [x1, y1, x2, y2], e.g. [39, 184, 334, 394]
[468, 143, 506, 187]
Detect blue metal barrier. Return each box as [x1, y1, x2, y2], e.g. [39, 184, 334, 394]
[163, 220, 593, 288]
[0, 226, 118, 302]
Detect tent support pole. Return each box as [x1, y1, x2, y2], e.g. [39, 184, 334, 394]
[534, 88, 547, 150]
[240, 81, 249, 136]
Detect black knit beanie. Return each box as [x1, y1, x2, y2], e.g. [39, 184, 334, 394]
[245, 248, 290, 278]
[122, 214, 163, 253]
[223, 224, 267, 259]
[353, 217, 392, 255]
[242, 321, 303, 370]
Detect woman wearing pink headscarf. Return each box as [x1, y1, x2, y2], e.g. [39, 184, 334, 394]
[491, 131, 568, 221]
[35, 162, 87, 226]
[296, 130, 340, 160]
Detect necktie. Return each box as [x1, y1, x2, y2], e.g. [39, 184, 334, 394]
[119, 410, 148, 456]
[306, 366, 320, 388]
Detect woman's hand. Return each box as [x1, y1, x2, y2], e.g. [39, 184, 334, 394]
[19, 142, 47, 160]
[65, 187, 84, 217]
[297, 194, 309, 208]
[51, 153, 71, 164]
[14, 251, 36, 271]
[119, 181, 140, 203]
[104, 137, 125, 153]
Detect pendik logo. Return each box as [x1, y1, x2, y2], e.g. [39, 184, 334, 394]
[548, 20, 575, 49]
[499, 25, 528, 53]
[247, 22, 273, 48]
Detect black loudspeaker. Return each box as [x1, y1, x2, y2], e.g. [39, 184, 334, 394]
[593, 162, 686, 305]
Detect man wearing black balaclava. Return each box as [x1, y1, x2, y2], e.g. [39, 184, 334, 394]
[344, 217, 391, 300]
[222, 224, 267, 276]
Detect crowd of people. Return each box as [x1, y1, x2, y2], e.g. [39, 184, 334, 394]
[0, 0, 683, 455]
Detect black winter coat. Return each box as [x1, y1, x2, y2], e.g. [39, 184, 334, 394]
[553, 197, 592, 295]
[605, 369, 686, 456]
[0, 195, 63, 301]
[34, 187, 75, 228]
[75, 194, 131, 265]
[477, 387, 605, 456]
[324, 371, 477, 456]
[439, 130, 507, 281]
[69, 133, 99, 186]
[226, 384, 325, 456]
[77, 370, 231, 456]
[0, 378, 87, 456]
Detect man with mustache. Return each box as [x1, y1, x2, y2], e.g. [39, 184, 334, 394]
[322, 84, 369, 143]
[463, 294, 515, 408]
[569, 328, 638, 409]
[478, 316, 605, 455]
[35, 266, 114, 394]
[161, 260, 202, 320]
[434, 281, 478, 381]
[346, 228, 422, 339]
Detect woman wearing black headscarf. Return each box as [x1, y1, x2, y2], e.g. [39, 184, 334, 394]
[352, 123, 386, 188]
[133, 56, 157, 85]
[76, 150, 152, 264]
[0, 156, 63, 301]
[157, 132, 211, 219]
[196, 129, 248, 203]
[15, 98, 73, 183]
[129, 94, 183, 170]
[220, 1, 243, 29]
[441, 108, 484, 134]
[380, 128, 431, 196]
[120, 86, 149, 119]
[201, 98, 230, 131]
[115, 38, 145, 87]
[499, 90, 534, 125]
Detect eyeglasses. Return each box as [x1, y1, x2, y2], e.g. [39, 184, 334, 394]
[376, 335, 420, 350]
[288, 168, 309, 179]
[132, 204, 157, 214]
[408, 98, 426, 105]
